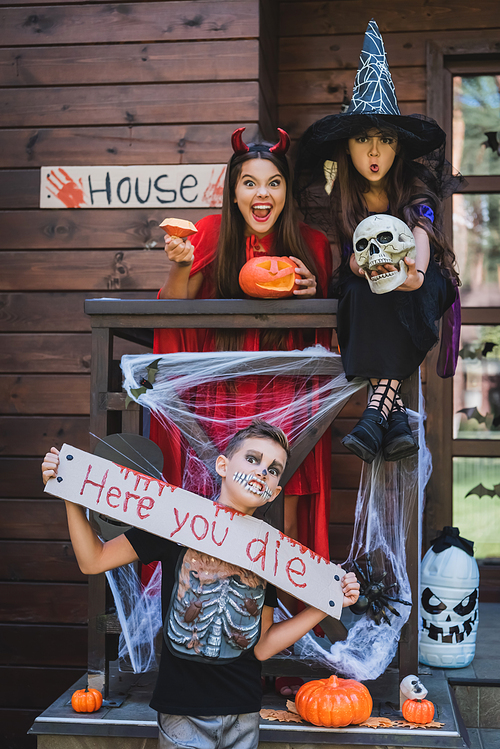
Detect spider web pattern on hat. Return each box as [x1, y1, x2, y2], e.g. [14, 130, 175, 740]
[346, 19, 400, 116]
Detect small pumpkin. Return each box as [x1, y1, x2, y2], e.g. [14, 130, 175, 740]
[71, 686, 103, 713]
[295, 674, 372, 727]
[239, 256, 299, 298]
[401, 698, 435, 724]
[159, 217, 198, 238]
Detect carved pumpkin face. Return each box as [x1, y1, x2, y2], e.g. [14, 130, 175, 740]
[238, 256, 299, 298]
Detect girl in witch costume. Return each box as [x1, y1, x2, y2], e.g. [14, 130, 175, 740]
[294, 19, 462, 465]
[151, 128, 333, 562]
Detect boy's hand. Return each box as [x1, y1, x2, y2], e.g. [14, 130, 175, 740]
[41, 447, 60, 486]
[341, 571, 360, 608]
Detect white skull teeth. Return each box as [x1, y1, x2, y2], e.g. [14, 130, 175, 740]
[353, 215, 416, 294]
[369, 267, 400, 280]
[233, 471, 272, 500]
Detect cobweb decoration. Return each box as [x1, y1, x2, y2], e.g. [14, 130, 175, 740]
[114, 348, 427, 681]
[346, 19, 400, 116]
[121, 347, 364, 500]
[288, 383, 431, 680]
[106, 561, 162, 674]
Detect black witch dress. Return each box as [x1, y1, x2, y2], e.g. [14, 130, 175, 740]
[336, 206, 457, 381]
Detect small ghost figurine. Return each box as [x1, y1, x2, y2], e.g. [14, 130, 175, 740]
[399, 674, 428, 710]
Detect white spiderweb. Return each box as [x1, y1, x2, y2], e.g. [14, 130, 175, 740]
[108, 348, 427, 681]
[293, 386, 431, 680]
[347, 19, 400, 116]
[123, 347, 363, 500]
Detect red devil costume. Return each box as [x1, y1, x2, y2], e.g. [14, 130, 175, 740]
[150, 128, 333, 565]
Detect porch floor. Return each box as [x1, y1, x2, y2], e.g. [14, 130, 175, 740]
[30, 602, 500, 749]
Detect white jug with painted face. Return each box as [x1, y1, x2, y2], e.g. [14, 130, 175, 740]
[419, 527, 479, 669]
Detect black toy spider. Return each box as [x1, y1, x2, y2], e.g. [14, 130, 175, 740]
[349, 553, 411, 625]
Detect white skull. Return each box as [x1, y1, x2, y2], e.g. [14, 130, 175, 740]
[400, 674, 428, 701]
[353, 214, 416, 294]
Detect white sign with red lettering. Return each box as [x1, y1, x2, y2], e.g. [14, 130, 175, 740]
[40, 165, 226, 209]
[45, 444, 344, 617]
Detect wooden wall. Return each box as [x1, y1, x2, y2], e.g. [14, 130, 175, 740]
[2, 0, 500, 745]
[0, 1, 277, 746]
[278, 0, 500, 564]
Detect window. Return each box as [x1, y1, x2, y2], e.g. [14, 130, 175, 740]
[426, 45, 500, 580]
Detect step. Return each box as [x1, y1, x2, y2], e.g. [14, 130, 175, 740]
[451, 678, 500, 729]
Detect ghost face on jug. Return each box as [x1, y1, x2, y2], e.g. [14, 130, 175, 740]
[347, 129, 398, 184]
[233, 158, 287, 239]
[215, 437, 286, 515]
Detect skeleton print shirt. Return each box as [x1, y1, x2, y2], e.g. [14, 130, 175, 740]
[126, 527, 278, 716]
[165, 548, 267, 664]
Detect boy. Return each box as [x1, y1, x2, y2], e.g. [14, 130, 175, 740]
[42, 420, 359, 749]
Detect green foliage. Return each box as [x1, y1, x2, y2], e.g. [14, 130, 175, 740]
[454, 75, 500, 176]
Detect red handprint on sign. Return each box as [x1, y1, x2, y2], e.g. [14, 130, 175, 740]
[202, 167, 225, 207]
[46, 168, 87, 208]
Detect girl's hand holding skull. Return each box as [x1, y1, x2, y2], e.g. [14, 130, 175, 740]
[396, 257, 424, 291]
[367, 257, 423, 292]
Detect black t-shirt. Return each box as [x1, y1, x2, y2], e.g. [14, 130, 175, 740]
[126, 527, 278, 716]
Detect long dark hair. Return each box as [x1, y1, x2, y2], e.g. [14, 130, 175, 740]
[215, 149, 319, 297]
[214, 144, 321, 350]
[330, 136, 460, 284]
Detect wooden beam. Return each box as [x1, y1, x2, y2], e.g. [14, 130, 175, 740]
[0, 41, 259, 87]
[280, 1, 500, 36]
[0, 82, 260, 128]
[0, 124, 259, 168]
[0, 2, 260, 45]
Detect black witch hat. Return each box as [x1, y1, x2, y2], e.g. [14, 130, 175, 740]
[294, 19, 462, 221]
[296, 19, 446, 162]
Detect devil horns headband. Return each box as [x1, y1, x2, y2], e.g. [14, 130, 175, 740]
[231, 127, 291, 157]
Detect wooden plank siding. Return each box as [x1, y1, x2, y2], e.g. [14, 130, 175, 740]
[0, 2, 278, 745]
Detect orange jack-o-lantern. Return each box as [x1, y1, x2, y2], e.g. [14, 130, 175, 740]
[239, 256, 299, 298]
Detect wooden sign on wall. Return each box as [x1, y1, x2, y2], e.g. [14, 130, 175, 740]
[40, 165, 226, 209]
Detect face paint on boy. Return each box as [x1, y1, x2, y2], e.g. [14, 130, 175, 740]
[216, 438, 286, 515]
[232, 471, 273, 501]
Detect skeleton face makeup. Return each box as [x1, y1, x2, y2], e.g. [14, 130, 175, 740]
[353, 214, 416, 294]
[232, 471, 273, 501]
[216, 436, 285, 515]
[419, 543, 479, 668]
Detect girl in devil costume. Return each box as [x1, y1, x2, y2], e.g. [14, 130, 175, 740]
[151, 128, 333, 562]
[294, 19, 462, 465]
